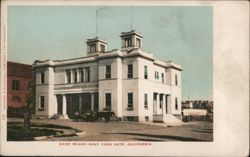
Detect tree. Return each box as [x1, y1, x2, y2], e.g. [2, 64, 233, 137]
[24, 82, 34, 130]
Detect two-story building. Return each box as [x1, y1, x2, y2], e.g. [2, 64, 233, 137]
[32, 30, 183, 124]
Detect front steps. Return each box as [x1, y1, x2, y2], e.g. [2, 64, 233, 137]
[163, 114, 182, 125]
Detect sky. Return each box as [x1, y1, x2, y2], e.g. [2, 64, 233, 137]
[8, 6, 213, 100]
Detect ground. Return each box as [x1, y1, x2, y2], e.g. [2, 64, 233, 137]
[8, 118, 213, 141]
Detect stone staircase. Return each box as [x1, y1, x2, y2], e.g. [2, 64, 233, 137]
[163, 114, 183, 125]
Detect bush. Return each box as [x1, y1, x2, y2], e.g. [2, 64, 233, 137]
[7, 106, 26, 118]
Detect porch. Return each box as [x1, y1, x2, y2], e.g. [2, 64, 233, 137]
[152, 93, 181, 124]
[55, 92, 98, 119]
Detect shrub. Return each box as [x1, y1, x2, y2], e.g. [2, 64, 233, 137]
[7, 106, 26, 118]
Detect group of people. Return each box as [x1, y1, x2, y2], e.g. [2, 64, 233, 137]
[72, 110, 115, 122]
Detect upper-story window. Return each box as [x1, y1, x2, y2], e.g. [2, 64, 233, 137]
[124, 37, 132, 47]
[162, 73, 164, 83]
[66, 70, 71, 83]
[105, 65, 111, 79]
[89, 44, 96, 53]
[12, 80, 19, 90]
[79, 68, 84, 83]
[175, 74, 178, 85]
[136, 38, 141, 48]
[144, 66, 148, 79]
[100, 44, 105, 52]
[127, 92, 133, 110]
[73, 69, 78, 83]
[79, 67, 90, 82]
[85, 67, 90, 82]
[41, 72, 45, 84]
[127, 64, 133, 78]
[155, 71, 159, 80]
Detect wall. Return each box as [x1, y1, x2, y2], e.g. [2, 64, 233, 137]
[167, 68, 182, 115]
[7, 76, 31, 108]
[98, 57, 122, 117]
[121, 57, 139, 118]
[35, 66, 55, 117]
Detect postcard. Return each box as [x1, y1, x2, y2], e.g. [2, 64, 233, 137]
[0, 0, 249, 156]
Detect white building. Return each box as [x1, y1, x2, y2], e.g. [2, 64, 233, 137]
[33, 30, 183, 124]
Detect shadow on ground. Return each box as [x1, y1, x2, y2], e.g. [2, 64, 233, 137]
[192, 130, 213, 134]
[103, 132, 206, 141]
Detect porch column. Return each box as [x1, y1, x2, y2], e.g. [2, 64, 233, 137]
[91, 92, 94, 111]
[54, 94, 58, 115]
[162, 94, 166, 116]
[70, 69, 73, 83]
[153, 93, 157, 114]
[166, 94, 171, 114]
[62, 94, 68, 119]
[157, 93, 160, 115]
[77, 69, 80, 83]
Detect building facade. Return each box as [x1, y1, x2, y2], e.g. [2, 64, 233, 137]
[7, 61, 32, 108]
[33, 30, 183, 123]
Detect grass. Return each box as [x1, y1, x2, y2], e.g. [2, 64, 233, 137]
[7, 122, 79, 141]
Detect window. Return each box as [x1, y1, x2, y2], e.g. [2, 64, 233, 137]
[66, 70, 71, 83]
[80, 68, 84, 83]
[100, 44, 105, 52]
[85, 67, 90, 82]
[12, 96, 21, 102]
[127, 64, 133, 78]
[28, 81, 31, 89]
[127, 93, 133, 110]
[175, 74, 178, 85]
[40, 96, 45, 109]
[41, 72, 45, 84]
[144, 94, 148, 109]
[105, 65, 111, 79]
[124, 37, 132, 47]
[162, 73, 164, 83]
[136, 38, 141, 48]
[155, 71, 159, 80]
[12, 80, 19, 90]
[89, 44, 96, 53]
[105, 93, 111, 110]
[144, 66, 148, 79]
[175, 97, 178, 110]
[73, 69, 78, 83]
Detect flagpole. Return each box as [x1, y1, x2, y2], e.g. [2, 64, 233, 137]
[130, 6, 133, 31]
[96, 10, 98, 37]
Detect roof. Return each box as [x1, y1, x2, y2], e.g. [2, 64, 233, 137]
[33, 48, 182, 71]
[120, 30, 143, 38]
[7, 61, 32, 78]
[86, 37, 108, 44]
